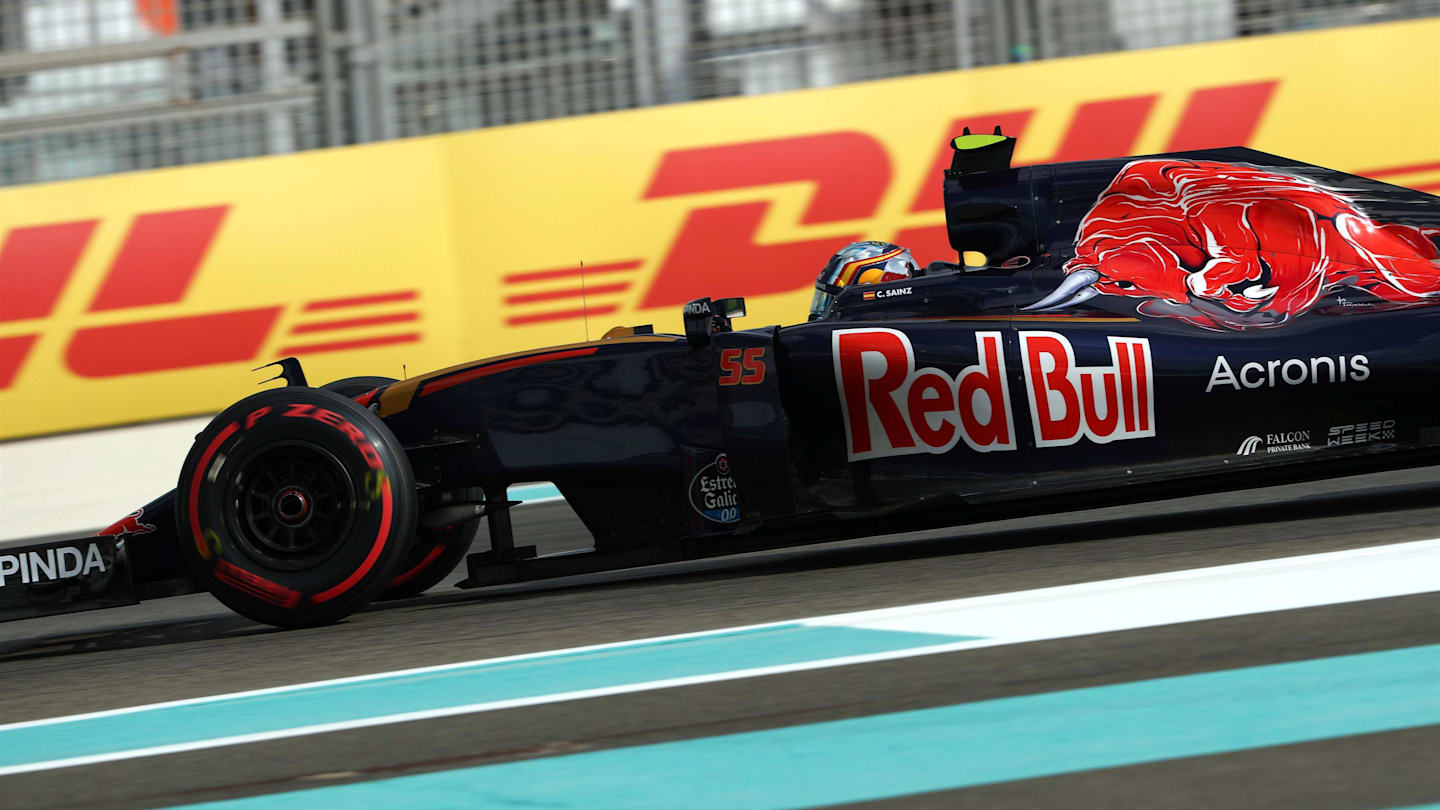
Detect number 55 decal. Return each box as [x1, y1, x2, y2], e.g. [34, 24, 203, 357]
[719, 348, 767, 386]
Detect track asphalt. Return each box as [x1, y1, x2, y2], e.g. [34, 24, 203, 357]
[1, 466, 1437, 809]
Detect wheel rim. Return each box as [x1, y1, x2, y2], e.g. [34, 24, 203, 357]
[225, 440, 357, 571]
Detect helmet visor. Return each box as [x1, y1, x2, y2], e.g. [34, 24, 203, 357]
[808, 287, 836, 321]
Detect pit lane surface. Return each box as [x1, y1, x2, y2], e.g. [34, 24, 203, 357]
[2, 467, 1438, 809]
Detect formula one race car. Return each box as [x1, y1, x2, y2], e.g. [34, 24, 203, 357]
[5, 132, 1439, 627]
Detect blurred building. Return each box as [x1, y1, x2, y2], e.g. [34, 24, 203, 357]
[1, 0, 1437, 186]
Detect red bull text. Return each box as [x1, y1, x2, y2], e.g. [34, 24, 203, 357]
[833, 330, 1155, 461]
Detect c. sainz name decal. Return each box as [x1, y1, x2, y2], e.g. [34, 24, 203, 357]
[861, 287, 912, 301]
[833, 329, 1154, 461]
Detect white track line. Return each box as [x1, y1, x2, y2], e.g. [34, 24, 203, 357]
[2, 539, 1437, 776]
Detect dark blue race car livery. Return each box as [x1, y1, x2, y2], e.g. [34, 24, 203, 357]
[5, 131, 1438, 628]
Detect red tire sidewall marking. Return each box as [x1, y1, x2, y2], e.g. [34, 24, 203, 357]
[189, 421, 238, 558]
[313, 475, 393, 603]
[191, 401, 399, 606]
[388, 539, 447, 588]
[214, 559, 303, 608]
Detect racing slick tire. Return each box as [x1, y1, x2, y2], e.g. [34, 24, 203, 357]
[175, 386, 417, 628]
[321, 376, 477, 600]
[376, 519, 477, 600]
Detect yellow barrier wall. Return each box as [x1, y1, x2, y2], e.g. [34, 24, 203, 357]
[2, 20, 1437, 438]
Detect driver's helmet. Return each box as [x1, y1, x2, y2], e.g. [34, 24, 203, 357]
[809, 241, 917, 321]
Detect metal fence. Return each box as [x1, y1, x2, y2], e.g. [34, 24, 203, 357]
[2, 0, 1437, 186]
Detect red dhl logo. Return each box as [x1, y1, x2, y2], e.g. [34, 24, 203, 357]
[503, 81, 1281, 323]
[504, 80, 1440, 325]
[0, 206, 422, 389]
[5, 79, 1437, 384]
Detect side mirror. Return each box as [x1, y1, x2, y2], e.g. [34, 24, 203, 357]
[716, 297, 746, 319]
[681, 297, 746, 349]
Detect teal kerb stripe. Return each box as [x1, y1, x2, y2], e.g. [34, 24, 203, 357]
[509, 482, 561, 503]
[174, 643, 1440, 810]
[0, 625, 971, 769]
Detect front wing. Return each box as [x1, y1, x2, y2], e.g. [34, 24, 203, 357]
[0, 535, 137, 622]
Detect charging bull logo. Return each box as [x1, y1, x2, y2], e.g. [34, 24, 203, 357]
[95, 508, 156, 537]
[1026, 160, 1440, 330]
[834, 329, 1153, 461]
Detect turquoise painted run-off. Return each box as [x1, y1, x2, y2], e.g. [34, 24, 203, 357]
[0, 625, 970, 768]
[509, 482, 561, 503]
[175, 644, 1440, 810]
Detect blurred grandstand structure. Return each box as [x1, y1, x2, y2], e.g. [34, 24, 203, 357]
[1, 0, 1437, 186]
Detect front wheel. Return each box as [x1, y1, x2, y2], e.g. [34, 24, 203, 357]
[377, 516, 477, 599]
[321, 376, 477, 599]
[176, 386, 418, 628]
